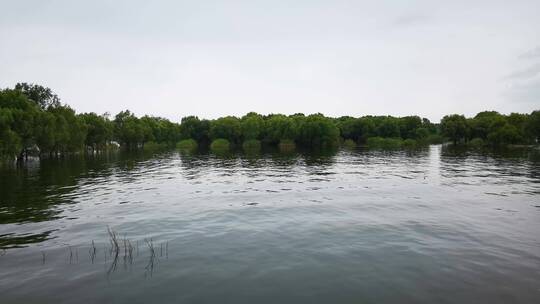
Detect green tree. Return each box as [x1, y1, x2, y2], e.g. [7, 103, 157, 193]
[180, 116, 210, 144]
[356, 117, 376, 142]
[209, 116, 242, 145]
[375, 117, 400, 138]
[487, 123, 521, 146]
[525, 111, 540, 143]
[80, 112, 113, 151]
[15, 82, 60, 110]
[399, 116, 423, 139]
[297, 114, 339, 147]
[336, 116, 361, 141]
[440, 114, 469, 145]
[140, 116, 181, 146]
[0, 88, 40, 159]
[114, 110, 144, 149]
[48, 105, 87, 153]
[469, 111, 504, 140]
[241, 112, 265, 140]
[0, 129, 21, 158]
[0, 108, 21, 158]
[34, 111, 57, 154]
[264, 114, 298, 144]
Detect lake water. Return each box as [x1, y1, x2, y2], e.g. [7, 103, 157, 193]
[1, 145, 539, 303]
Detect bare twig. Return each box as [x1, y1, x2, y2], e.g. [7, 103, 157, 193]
[107, 227, 120, 275]
[107, 226, 120, 255]
[127, 239, 134, 264]
[89, 240, 97, 264]
[144, 238, 156, 277]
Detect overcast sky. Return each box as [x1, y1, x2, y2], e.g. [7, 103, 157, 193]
[1, 0, 539, 122]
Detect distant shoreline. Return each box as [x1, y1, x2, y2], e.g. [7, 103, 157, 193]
[1, 83, 539, 162]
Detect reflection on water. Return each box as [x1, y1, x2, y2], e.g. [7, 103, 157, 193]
[0, 145, 539, 303]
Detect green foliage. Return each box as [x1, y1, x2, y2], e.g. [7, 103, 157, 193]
[114, 110, 144, 149]
[356, 117, 376, 141]
[507, 113, 527, 135]
[80, 112, 113, 150]
[278, 139, 296, 152]
[376, 117, 401, 138]
[1, 84, 183, 159]
[296, 114, 340, 147]
[470, 111, 504, 139]
[264, 114, 298, 144]
[143, 141, 167, 151]
[440, 114, 469, 145]
[210, 138, 231, 152]
[336, 116, 429, 143]
[342, 139, 357, 149]
[0, 89, 39, 152]
[525, 111, 540, 142]
[486, 123, 521, 146]
[180, 116, 210, 144]
[424, 134, 445, 144]
[241, 113, 265, 141]
[0, 87, 91, 158]
[140, 116, 181, 146]
[399, 116, 423, 139]
[468, 138, 485, 148]
[455, 111, 539, 146]
[112, 112, 182, 150]
[242, 139, 261, 152]
[48, 105, 87, 152]
[176, 139, 198, 151]
[366, 137, 403, 149]
[336, 116, 361, 141]
[0, 129, 21, 159]
[1, 83, 539, 160]
[209, 116, 242, 145]
[0, 108, 21, 158]
[414, 127, 430, 140]
[14, 82, 60, 110]
[402, 139, 418, 148]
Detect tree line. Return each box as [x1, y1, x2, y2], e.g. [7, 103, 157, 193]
[440, 112, 540, 146]
[1, 83, 539, 160]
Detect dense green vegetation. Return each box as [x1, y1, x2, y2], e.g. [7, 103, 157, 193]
[176, 139, 198, 152]
[440, 111, 540, 147]
[1, 83, 539, 161]
[210, 138, 231, 153]
[242, 139, 262, 152]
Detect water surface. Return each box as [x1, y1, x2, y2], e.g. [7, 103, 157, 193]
[1, 145, 539, 303]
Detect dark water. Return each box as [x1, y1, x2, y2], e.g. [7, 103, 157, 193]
[1, 145, 539, 303]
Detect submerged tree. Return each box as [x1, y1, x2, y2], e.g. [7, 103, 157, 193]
[1, 83, 539, 160]
[114, 110, 144, 149]
[209, 116, 242, 146]
[525, 111, 540, 143]
[179, 116, 210, 145]
[440, 114, 469, 145]
[241, 112, 265, 141]
[264, 114, 298, 144]
[80, 112, 114, 151]
[296, 114, 340, 147]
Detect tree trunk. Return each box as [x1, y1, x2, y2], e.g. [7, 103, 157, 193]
[16, 149, 25, 163]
